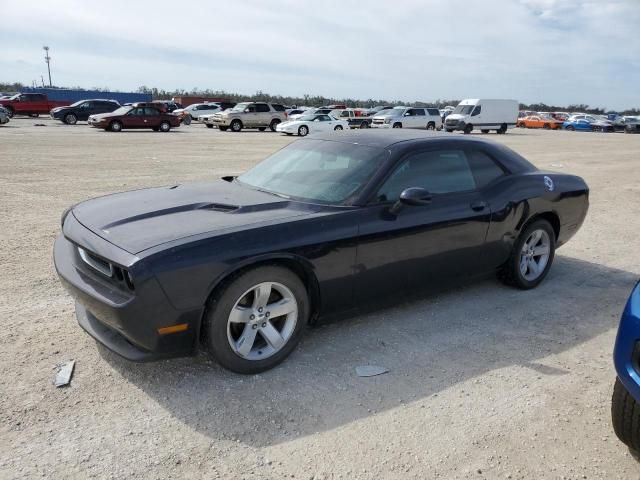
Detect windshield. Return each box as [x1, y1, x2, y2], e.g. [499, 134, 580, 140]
[453, 105, 474, 115]
[237, 139, 388, 204]
[231, 102, 250, 112]
[110, 106, 132, 115]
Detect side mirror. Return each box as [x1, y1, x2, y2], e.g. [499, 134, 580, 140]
[389, 187, 432, 215]
[404, 112, 410, 116]
[244, 108, 250, 113]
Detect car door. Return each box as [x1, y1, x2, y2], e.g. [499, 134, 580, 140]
[124, 107, 145, 128]
[576, 119, 591, 131]
[255, 103, 271, 126]
[243, 103, 259, 126]
[77, 101, 93, 120]
[318, 114, 335, 132]
[354, 147, 493, 302]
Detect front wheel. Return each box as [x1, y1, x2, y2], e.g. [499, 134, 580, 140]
[230, 120, 243, 132]
[64, 113, 77, 125]
[392, 122, 402, 128]
[463, 124, 473, 134]
[159, 121, 171, 132]
[206, 124, 214, 129]
[566, 125, 575, 131]
[499, 219, 555, 289]
[203, 266, 309, 374]
[612, 378, 640, 453]
[298, 125, 309, 136]
[334, 125, 343, 131]
[360, 122, 369, 129]
[109, 120, 122, 132]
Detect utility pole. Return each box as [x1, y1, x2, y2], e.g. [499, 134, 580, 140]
[43, 46, 52, 87]
[41, 76, 45, 87]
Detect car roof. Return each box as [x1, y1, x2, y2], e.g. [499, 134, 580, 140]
[307, 130, 499, 148]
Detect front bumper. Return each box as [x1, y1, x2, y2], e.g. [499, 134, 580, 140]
[371, 122, 391, 128]
[614, 282, 640, 401]
[211, 117, 232, 126]
[53, 220, 202, 362]
[276, 124, 297, 133]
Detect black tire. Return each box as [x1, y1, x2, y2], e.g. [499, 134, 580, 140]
[298, 125, 309, 136]
[612, 378, 640, 453]
[445, 128, 454, 133]
[206, 124, 214, 129]
[566, 125, 575, 131]
[497, 124, 508, 134]
[463, 124, 473, 134]
[269, 119, 281, 132]
[518, 122, 525, 128]
[64, 113, 77, 125]
[109, 120, 122, 132]
[5, 107, 14, 118]
[427, 122, 435, 130]
[183, 115, 192, 125]
[499, 219, 556, 289]
[219, 126, 228, 132]
[481, 129, 490, 134]
[334, 125, 343, 131]
[159, 121, 171, 132]
[230, 120, 243, 132]
[359, 122, 369, 129]
[392, 122, 402, 128]
[203, 265, 309, 374]
[258, 127, 267, 131]
[543, 123, 550, 130]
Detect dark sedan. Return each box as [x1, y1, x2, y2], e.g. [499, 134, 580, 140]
[50, 99, 120, 125]
[54, 131, 589, 373]
[87, 104, 181, 132]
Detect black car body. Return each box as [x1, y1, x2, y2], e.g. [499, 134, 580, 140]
[50, 99, 120, 125]
[54, 131, 589, 369]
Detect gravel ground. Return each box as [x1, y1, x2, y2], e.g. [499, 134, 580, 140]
[1, 118, 639, 479]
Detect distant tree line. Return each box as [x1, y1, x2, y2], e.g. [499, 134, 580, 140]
[1, 81, 638, 115]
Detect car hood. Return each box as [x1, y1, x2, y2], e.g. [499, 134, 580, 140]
[88, 112, 114, 121]
[71, 179, 314, 254]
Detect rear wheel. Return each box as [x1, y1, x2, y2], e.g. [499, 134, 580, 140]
[230, 120, 243, 132]
[500, 219, 555, 289]
[183, 115, 192, 125]
[298, 125, 309, 136]
[497, 123, 507, 134]
[64, 113, 77, 125]
[159, 121, 171, 132]
[269, 119, 281, 132]
[203, 266, 309, 374]
[427, 122, 435, 130]
[109, 120, 122, 132]
[612, 378, 640, 453]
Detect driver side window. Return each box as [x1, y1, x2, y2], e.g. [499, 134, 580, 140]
[376, 150, 477, 202]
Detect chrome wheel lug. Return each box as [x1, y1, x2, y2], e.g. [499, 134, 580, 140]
[261, 322, 267, 328]
[258, 307, 263, 313]
[250, 314, 255, 320]
[252, 324, 258, 330]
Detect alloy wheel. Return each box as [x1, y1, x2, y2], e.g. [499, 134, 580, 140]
[519, 229, 551, 281]
[226, 282, 298, 361]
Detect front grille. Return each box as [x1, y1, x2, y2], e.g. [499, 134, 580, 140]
[446, 119, 459, 126]
[372, 119, 384, 124]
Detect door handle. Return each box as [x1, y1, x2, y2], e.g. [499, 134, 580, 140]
[470, 201, 488, 211]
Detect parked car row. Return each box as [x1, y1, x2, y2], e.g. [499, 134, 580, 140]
[517, 110, 640, 133]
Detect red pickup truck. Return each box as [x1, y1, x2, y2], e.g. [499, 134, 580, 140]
[0, 93, 68, 118]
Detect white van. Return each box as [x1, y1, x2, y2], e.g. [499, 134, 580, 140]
[444, 99, 518, 134]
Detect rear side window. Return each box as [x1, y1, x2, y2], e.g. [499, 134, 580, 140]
[427, 108, 440, 116]
[144, 107, 159, 115]
[467, 150, 506, 188]
[256, 103, 271, 113]
[412, 109, 426, 116]
[272, 104, 286, 111]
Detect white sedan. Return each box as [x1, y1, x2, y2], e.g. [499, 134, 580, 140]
[173, 103, 222, 122]
[276, 114, 349, 136]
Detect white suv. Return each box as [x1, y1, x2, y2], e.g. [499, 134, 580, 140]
[371, 107, 442, 130]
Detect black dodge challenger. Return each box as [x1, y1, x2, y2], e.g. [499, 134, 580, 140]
[54, 131, 589, 373]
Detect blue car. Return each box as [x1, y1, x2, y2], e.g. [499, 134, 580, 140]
[612, 281, 640, 452]
[563, 117, 614, 132]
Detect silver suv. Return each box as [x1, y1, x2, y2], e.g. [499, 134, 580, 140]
[371, 107, 442, 130]
[207, 102, 287, 132]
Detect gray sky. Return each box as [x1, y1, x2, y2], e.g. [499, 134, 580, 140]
[2, 0, 638, 110]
